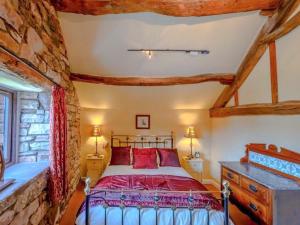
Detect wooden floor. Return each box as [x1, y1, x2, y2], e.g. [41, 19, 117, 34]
[60, 183, 257, 225]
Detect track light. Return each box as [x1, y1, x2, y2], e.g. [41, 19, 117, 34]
[129, 49, 209, 59]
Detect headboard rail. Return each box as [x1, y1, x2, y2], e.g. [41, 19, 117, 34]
[241, 143, 300, 181]
[111, 132, 174, 149]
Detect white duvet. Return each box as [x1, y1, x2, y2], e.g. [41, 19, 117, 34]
[76, 165, 233, 225]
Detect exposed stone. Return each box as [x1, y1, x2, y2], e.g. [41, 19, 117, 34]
[44, 110, 50, 122]
[36, 109, 45, 114]
[18, 154, 37, 163]
[11, 199, 39, 225]
[21, 109, 37, 114]
[28, 124, 49, 135]
[26, 27, 45, 54]
[7, 26, 22, 43]
[30, 201, 49, 225]
[0, 210, 14, 225]
[37, 152, 49, 161]
[21, 114, 44, 123]
[0, 19, 6, 31]
[13, 173, 47, 213]
[20, 136, 35, 142]
[0, 29, 19, 53]
[21, 100, 39, 109]
[20, 92, 39, 99]
[0, 0, 81, 224]
[20, 123, 31, 128]
[19, 128, 28, 136]
[35, 135, 49, 142]
[30, 142, 49, 151]
[0, 0, 23, 30]
[19, 142, 29, 152]
[38, 92, 50, 110]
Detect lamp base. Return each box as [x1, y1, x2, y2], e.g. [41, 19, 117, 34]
[187, 154, 194, 160]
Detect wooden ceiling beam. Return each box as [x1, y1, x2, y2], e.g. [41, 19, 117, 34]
[261, 11, 300, 43]
[210, 101, 300, 117]
[70, 73, 235, 86]
[213, 0, 300, 109]
[269, 41, 278, 104]
[52, 0, 280, 16]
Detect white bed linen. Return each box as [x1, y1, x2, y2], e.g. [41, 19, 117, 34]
[76, 165, 234, 225]
[101, 165, 192, 178]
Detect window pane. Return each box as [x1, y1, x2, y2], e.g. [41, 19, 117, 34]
[0, 93, 10, 162]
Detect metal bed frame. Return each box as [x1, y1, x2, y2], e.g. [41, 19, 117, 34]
[83, 178, 230, 225]
[111, 131, 174, 149]
[82, 132, 230, 225]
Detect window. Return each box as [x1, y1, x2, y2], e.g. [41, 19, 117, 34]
[0, 89, 14, 165]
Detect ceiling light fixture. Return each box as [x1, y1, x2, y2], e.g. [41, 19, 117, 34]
[128, 49, 210, 59]
[143, 50, 153, 59]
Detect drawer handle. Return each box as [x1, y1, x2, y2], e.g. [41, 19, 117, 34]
[249, 202, 258, 212]
[227, 172, 234, 179]
[249, 184, 258, 193]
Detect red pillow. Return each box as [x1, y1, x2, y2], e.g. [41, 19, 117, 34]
[110, 147, 131, 165]
[132, 148, 158, 169]
[157, 148, 181, 167]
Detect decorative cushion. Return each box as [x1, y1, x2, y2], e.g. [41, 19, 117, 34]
[157, 148, 181, 167]
[110, 147, 131, 165]
[132, 148, 158, 169]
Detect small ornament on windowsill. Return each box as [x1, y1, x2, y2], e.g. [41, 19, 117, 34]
[0, 145, 15, 191]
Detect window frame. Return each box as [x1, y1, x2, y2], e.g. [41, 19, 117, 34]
[0, 87, 17, 166]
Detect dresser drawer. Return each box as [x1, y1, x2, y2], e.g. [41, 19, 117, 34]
[222, 168, 240, 184]
[241, 176, 269, 203]
[230, 183, 269, 224]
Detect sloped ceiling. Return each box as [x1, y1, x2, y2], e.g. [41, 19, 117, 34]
[58, 12, 266, 77]
[59, 11, 267, 109]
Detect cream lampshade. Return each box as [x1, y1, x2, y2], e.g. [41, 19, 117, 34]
[185, 126, 197, 159]
[92, 125, 103, 156]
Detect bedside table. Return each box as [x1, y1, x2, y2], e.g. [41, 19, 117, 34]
[183, 157, 204, 182]
[86, 154, 105, 187]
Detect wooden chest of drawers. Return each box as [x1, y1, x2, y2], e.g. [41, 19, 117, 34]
[220, 162, 300, 225]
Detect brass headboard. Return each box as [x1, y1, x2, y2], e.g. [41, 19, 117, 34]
[111, 132, 174, 149]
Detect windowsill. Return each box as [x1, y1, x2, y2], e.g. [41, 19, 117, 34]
[0, 161, 49, 202]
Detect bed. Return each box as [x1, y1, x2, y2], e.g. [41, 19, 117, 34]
[76, 133, 232, 225]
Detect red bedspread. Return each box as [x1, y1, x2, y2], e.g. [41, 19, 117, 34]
[79, 175, 222, 214]
[95, 175, 209, 191]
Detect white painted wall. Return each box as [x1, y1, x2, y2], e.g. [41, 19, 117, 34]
[75, 82, 218, 178]
[210, 26, 300, 180]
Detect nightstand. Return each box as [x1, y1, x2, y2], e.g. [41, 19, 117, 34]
[183, 157, 204, 182]
[86, 154, 105, 187]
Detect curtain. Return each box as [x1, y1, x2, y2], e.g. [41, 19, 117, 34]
[49, 85, 68, 204]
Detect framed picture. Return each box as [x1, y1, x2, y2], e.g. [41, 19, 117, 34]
[136, 115, 150, 129]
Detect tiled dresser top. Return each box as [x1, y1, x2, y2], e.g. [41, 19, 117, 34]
[220, 161, 300, 190]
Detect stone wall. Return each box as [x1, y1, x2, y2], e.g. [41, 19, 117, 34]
[0, 169, 51, 225]
[0, 0, 81, 224]
[18, 91, 50, 163]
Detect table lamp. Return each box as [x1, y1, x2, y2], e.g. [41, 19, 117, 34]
[185, 126, 197, 159]
[92, 125, 103, 156]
